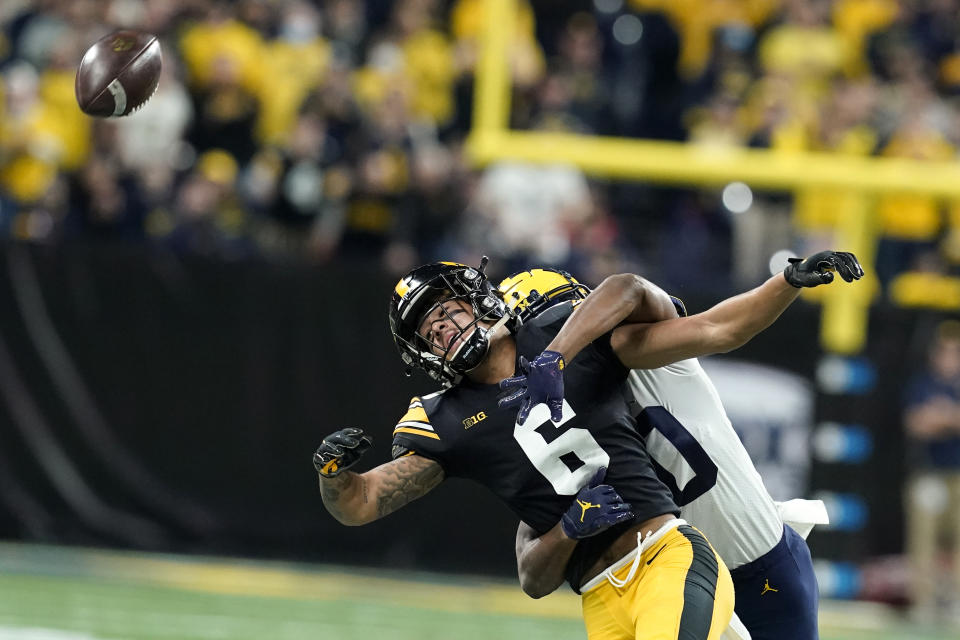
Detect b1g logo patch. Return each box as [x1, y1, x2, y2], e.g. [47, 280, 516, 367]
[463, 411, 487, 429]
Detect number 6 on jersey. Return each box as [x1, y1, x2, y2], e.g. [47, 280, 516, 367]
[513, 399, 610, 495]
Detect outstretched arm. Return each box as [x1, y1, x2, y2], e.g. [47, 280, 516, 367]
[550, 251, 862, 369]
[314, 428, 444, 526]
[609, 272, 801, 369]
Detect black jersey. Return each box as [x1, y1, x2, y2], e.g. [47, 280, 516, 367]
[391, 302, 679, 590]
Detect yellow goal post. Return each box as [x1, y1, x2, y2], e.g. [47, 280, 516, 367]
[465, 0, 960, 354]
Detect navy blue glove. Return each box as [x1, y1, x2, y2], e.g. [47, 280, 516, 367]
[313, 428, 373, 478]
[498, 350, 565, 424]
[783, 251, 864, 288]
[560, 467, 634, 539]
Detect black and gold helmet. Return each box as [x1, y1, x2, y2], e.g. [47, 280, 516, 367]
[389, 258, 508, 385]
[497, 268, 592, 325]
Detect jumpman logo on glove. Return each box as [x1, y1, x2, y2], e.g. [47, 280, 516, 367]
[560, 468, 634, 539]
[577, 499, 601, 522]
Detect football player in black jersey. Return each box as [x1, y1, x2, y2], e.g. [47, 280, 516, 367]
[314, 252, 863, 640]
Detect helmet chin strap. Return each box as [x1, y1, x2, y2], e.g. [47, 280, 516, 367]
[485, 312, 512, 339]
[453, 312, 512, 373]
[446, 329, 472, 362]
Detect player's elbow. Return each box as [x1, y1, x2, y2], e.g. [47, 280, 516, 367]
[329, 512, 369, 527]
[522, 586, 549, 600]
[602, 273, 647, 303]
[518, 573, 553, 599]
[325, 501, 380, 526]
[517, 561, 562, 599]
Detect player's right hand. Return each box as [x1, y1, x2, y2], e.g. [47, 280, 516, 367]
[560, 467, 634, 539]
[499, 350, 566, 425]
[783, 251, 864, 288]
[313, 428, 373, 478]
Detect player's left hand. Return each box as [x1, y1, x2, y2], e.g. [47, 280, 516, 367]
[561, 467, 634, 539]
[498, 350, 565, 424]
[783, 250, 864, 288]
[313, 428, 373, 478]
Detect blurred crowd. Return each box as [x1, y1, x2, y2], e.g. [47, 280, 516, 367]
[1, 0, 960, 292]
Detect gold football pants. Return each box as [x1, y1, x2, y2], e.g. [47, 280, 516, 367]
[581, 521, 734, 640]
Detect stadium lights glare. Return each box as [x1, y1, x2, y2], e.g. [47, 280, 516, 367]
[721, 181, 753, 213]
[612, 15, 643, 46]
[768, 249, 797, 276]
[593, 0, 623, 14]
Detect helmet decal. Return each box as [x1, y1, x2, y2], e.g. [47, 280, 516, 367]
[394, 279, 412, 299]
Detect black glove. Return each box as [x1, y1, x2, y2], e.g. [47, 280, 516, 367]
[560, 467, 634, 539]
[783, 251, 864, 288]
[313, 428, 373, 478]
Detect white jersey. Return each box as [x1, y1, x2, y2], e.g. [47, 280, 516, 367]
[626, 358, 783, 569]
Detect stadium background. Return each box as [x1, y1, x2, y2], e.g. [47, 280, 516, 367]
[1, 0, 959, 637]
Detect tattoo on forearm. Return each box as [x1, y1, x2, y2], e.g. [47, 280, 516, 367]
[375, 457, 443, 518]
[319, 473, 353, 520]
[318, 457, 442, 524]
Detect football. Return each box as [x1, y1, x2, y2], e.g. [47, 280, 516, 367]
[75, 30, 162, 118]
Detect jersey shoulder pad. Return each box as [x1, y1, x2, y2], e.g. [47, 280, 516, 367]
[392, 392, 449, 460]
[393, 396, 441, 442]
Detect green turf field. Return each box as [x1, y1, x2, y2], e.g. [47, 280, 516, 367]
[0, 542, 953, 640]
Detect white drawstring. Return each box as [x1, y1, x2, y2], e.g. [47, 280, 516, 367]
[604, 531, 646, 588]
[593, 518, 687, 591]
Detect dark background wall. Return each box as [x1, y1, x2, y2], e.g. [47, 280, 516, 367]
[0, 242, 921, 578]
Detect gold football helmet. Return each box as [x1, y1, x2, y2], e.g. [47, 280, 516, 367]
[497, 268, 591, 325]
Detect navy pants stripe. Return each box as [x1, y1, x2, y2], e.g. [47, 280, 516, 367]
[677, 525, 720, 640]
[730, 525, 820, 640]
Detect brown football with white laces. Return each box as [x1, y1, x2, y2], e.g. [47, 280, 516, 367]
[75, 30, 162, 118]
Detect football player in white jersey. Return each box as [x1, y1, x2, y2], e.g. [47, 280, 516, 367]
[498, 260, 858, 640]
